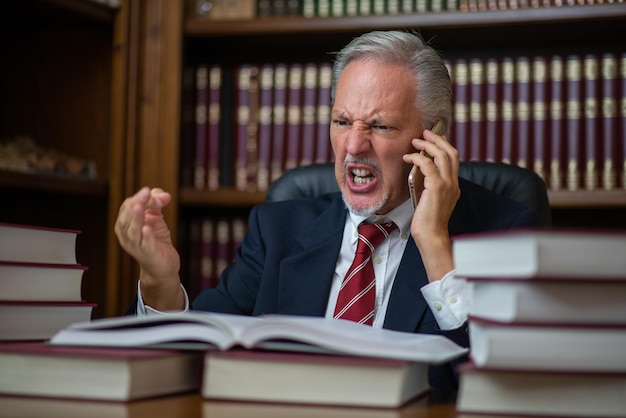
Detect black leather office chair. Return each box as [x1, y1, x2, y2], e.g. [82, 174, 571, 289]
[265, 161, 552, 226]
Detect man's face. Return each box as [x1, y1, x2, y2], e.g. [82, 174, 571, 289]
[330, 59, 423, 215]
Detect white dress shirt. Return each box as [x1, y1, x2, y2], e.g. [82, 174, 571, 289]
[138, 198, 470, 330]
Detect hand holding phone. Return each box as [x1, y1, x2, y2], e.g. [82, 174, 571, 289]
[408, 121, 445, 208]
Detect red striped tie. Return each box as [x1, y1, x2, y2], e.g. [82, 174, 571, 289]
[333, 222, 397, 326]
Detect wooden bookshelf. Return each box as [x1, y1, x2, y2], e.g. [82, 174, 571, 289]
[109, 0, 626, 310]
[0, 0, 124, 318]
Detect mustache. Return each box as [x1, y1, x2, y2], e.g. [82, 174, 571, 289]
[342, 157, 381, 174]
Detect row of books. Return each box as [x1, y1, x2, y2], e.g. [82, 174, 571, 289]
[452, 229, 626, 417]
[0, 223, 94, 342]
[181, 49, 626, 194]
[180, 61, 334, 193]
[450, 51, 626, 192]
[182, 215, 247, 300]
[189, 0, 618, 20]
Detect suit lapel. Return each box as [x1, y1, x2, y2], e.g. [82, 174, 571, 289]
[276, 195, 346, 316]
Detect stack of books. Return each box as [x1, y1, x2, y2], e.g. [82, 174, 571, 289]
[1, 311, 468, 407]
[452, 228, 626, 417]
[0, 223, 94, 341]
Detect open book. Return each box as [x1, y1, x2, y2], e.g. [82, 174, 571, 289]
[49, 311, 467, 364]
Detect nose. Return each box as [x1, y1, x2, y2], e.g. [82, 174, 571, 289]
[345, 121, 372, 155]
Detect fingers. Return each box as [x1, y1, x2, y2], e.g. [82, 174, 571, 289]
[115, 187, 170, 257]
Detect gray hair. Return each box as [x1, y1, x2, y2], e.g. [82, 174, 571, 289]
[331, 30, 452, 135]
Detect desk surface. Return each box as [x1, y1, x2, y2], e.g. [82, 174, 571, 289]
[0, 392, 457, 418]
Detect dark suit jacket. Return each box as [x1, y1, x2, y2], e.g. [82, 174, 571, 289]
[190, 178, 543, 390]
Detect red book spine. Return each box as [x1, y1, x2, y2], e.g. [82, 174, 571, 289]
[285, 63, 303, 171]
[271, 63, 288, 182]
[453, 58, 469, 161]
[549, 55, 565, 191]
[235, 65, 251, 191]
[566, 55, 582, 191]
[601, 53, 618, 190]
[315, 62, 333, 163]
[501, 57, 516, 165]
[257, 64, 274, 192]
[207, 65, 222, 191]
[200, 218, 216, 291]
[469, 58, 485, 161]
[300, 63, 319, 166]
[516, 56, 531, 170]
[215, 218, 231, 282]
[583, 54, 600, 190]
[620, 53, 626, 190]
[532, 55, 548, 183]
[485, 58, 501, 162]
[194, 64, 209, 190]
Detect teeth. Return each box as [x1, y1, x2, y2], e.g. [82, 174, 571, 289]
[352, 168, 374, 184]
[353, 168, 371, 177]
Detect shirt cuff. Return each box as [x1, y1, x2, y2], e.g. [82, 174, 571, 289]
[136, 280, 190, 316]
[420, 269, 470, 330]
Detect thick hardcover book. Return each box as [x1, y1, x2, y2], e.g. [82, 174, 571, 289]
[0, 393, 198, 418]
[566, 54, 582, 191]
[214, 217, 231, 281]
[49, 312, 468, 364]
[515, 56, 531, 169]
[300, 62, 318, 166]
[0, 261, 87, 302]
[257, 63, 274, 191]
[207, 65, 222, 191]
[456, 363, 626, 418]
[0, 301, 94, 341]
[271, 63, 288, 182]
[218, 67, 235, 188]
[0, 223, 79, 265]
[452, 228, 626, 279]
[452, 58, 469, 162]
[531, 55, 548, 182]
[200, 218, 216, 290]
[203, 349, 429, 407]
[193, 64, 209, 190]
[468, 317, 626, 372]
[584, 54, 600, 190]
[468, 278, 626, 325]
[484, 58, 501, 162]
[549, 54, 565, 190]
[285, 63, 304, 171]
[0, 342, 202, 401]
[235, 65, 252, 191]
[500, 57, 516, 165]
[622, 53, 626, 190]
[315, 62, 333, 163]
[601, 53, 618, 190]
[468, 58, 485, 162]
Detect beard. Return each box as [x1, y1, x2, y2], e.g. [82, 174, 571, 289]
[341, 193, 388, 216]
[340, 157, 389, 216]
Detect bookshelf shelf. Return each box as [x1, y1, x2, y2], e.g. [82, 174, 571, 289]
[180, 188, 266, 207]
[0, 169, 107, 197]
[185, 4, 626, 36]
[549, 190, 626, 209]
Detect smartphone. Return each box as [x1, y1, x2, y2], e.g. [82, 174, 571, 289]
[408, 120, 445, 208]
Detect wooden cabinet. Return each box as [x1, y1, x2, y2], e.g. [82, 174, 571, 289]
[126, 0, 626, 304]
[0, 0, 125, 318]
